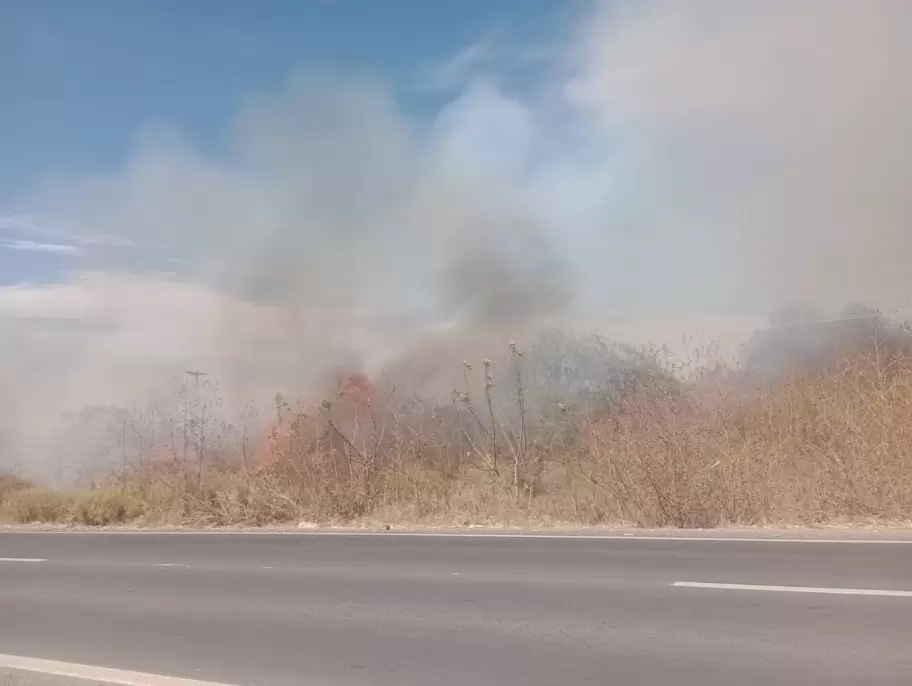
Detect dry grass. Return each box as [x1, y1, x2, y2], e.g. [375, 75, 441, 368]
[3, 338, 912, 529]
[0, 472, 32, 504]
[1, 489, 146, 526]
[580, 347, 912, 526]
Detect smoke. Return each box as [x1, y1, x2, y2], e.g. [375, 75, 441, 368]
[1, 71, 577, 476]
[568, 0, 912, 312]
[3, 1, 912, 477]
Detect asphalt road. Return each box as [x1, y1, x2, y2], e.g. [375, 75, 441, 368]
[2, 532, 912, 685]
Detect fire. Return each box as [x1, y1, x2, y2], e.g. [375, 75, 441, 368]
[338, 372, 373, 415]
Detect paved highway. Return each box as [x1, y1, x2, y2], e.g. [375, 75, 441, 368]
[2, 532, 912, 685]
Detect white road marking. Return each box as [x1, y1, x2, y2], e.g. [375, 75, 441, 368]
[0, 653, 238, 686]
[6, 529, 912, 545]
[154, 563, 192, 568]
[673, 581, 912, 597]
[283, 532, 912, 544]
[0, 557, 45, 562]
[9, 530, 912, 543]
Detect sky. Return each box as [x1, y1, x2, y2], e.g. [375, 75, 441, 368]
[0, 0, 572, 278]
[3, 0, 912, 476]
[1, 0, 569, 196]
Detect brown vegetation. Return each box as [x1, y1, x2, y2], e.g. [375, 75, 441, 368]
[0, 472, 31, 504]
[2, 329, 911, 528]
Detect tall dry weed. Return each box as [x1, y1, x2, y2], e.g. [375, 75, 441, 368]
[5, 332, 911, 528]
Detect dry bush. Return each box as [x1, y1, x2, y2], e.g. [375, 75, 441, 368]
[0, 471, 32, 504]
[70, 490, 147, 525]
[16, 330, 912, 529]
[735, 348, 912, 521]
[579, 346, 912, 526]
[0, 489, 74, 523]
[0, 488, 146, 525]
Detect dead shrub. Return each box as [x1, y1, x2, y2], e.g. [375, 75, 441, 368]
[1, 489, 74, 524]
[18, 333, 912, 529]
[0, 472, 32, 504]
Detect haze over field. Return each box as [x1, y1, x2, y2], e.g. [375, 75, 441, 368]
[2, 0, 912, 478]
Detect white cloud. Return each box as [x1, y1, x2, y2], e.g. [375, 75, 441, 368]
[0, 212, 148, 249]
[423, 34, 501, 91]
[0, 238, 84, 256]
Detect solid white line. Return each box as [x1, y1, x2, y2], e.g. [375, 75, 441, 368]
[0, 653, 238, 686]
[286, 532, 912, 544]
[5, 530, 912, 543]
[0, 557, 45, 562]
[673, 581, 912, 597]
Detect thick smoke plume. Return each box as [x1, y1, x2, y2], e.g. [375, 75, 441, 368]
[3, 1, 912, 478]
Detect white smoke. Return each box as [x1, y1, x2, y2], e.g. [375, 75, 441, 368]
[3, 0, 912, 476]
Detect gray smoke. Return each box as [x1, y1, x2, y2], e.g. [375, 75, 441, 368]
[568, 0, 912, 314]
[3, 1, 912, 478]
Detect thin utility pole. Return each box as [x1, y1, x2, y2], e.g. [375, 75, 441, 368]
[186, 369, 207, 388]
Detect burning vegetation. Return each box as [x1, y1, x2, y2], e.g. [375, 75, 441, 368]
[3, 316, 912, 528]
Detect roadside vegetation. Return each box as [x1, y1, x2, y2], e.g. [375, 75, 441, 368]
[3, 312, 911, 529]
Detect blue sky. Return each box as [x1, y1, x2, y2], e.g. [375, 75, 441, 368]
[1, 0, 576, 199]
[1, 0, 586, 285]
